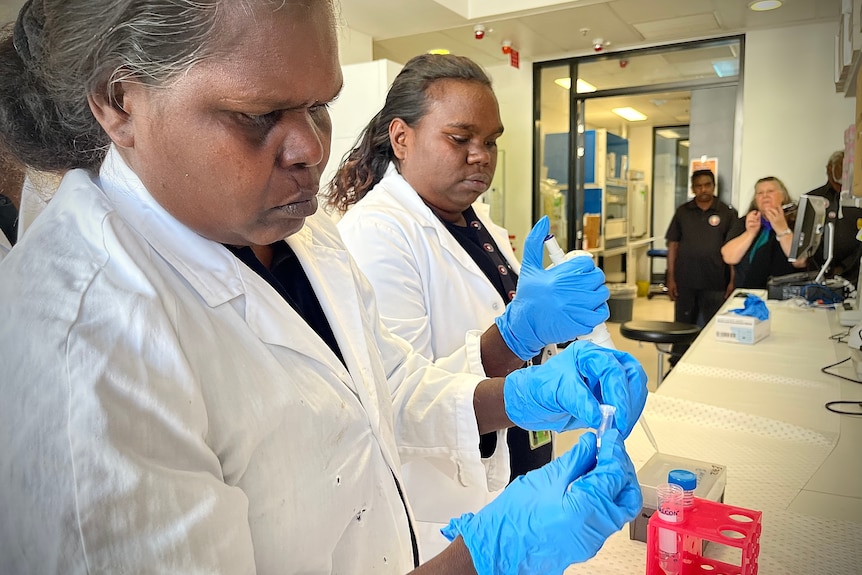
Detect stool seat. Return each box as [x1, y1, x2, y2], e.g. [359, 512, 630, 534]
[620, 321, 701, 344]
[619, 321, 700, 387]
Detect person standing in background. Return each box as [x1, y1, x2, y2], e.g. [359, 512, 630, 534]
[665, 169, 737, 365]
[722, 176, 808, 289]
[806, 151, 862, 282]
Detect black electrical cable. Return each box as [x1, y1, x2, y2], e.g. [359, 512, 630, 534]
[820, 357, 862, 384]
[820, 357, 862, 414]
[829, 329, 850, 344]
[825, 401, 862, 416]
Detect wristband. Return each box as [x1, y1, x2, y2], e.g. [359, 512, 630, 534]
[775, 228, 791, 238]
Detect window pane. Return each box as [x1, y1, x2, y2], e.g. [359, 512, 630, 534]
[578, 39, 740, 93]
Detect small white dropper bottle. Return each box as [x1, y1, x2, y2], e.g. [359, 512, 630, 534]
[542, 234, 616, 349]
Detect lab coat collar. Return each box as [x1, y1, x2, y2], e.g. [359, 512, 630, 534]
[99, 147, 248, 309]
[97, 148, 351, 377]
[376, 162, 519, 273]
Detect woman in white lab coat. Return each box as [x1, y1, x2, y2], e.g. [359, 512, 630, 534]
[0, 2, 645, 573]
[329, 54, 624, 560]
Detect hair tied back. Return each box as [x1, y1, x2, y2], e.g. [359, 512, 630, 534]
[12, 0, 43, 67]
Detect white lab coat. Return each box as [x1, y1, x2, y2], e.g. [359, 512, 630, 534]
[0, 226, 10, 260]
[0, 149, 490, 574]
[337, 163, 520, 559]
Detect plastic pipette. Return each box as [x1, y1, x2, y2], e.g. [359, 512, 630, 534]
[639, 413, 660, 453]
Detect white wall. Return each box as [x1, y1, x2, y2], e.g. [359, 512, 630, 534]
[486, 62, 535, 252]
[336, 25, 374, 65]
[322, 59, 402, 197]
[738, 22, 855, 211]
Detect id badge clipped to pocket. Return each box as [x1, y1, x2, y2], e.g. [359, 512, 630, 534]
[529, 430, 552, 449]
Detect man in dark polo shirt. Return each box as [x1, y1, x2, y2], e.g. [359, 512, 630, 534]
[806, 150, 862, 283]
[665, 169, 737, 365]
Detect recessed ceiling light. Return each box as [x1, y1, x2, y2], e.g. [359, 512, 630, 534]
[749, 0, 782, 11]
[576, 79, 597, 93]
[712, 60, 739, 77]
[553, 78, 598, 93]
[656, 129, 682, 139]
[428, 49, 450, 55]
[612, 107, 647, 122]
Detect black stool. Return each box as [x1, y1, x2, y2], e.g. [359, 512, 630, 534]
[647, 249, 669, 299]
[620, 320, 700, 386]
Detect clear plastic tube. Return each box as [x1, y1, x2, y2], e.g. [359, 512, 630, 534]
[656, 483, 684, 575]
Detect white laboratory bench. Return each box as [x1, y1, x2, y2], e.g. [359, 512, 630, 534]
[566, 290, 862, 574]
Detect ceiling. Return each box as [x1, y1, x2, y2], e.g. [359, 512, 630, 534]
[0, 1, 841, 65]
[335, 0, 840, 132]
[0, 0, 842, 132]
[336, 0, 841, 67]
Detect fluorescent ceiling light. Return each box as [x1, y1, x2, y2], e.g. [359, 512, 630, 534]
[749, 0, 782, 11]
[679, 140, 690, 147]
[428, 49, 450, 55]
[553, 78, 598, 93]
[612, 107, 647, 122]
[656, 129, 682, 139]
[576, 79, 597, 93]
[712, 60, 739, 77]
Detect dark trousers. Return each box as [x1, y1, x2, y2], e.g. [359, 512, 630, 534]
[670, 287, 726, 365]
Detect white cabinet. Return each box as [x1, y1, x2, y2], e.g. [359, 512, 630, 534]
[836, 0, 862, 95]
[322, 59, 403, 191]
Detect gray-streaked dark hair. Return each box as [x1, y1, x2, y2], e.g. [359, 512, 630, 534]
[0, 0, 329, 173]
[325, 53, 492, 214]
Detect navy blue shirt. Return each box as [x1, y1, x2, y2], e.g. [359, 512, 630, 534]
[226, 242, 345, 365]
[441, 207, 551, 480]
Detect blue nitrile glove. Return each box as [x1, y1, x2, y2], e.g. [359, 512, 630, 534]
[442, 430, 642, 575]
[729, 294, 769, 320]
[495, 216, 610, 361]
[503, 340, 647, 437]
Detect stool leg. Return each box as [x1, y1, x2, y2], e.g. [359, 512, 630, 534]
[656, 348, 664, 387]
[655, 343, 673, 387]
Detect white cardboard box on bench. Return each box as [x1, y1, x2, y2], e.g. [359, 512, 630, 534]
[714, 312, 770, 345]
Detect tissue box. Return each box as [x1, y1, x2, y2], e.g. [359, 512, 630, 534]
[714, 312, 770, 344]
[629, 453, 727, 543]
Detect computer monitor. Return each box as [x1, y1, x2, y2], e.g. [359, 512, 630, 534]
[788, 194, 827, 262]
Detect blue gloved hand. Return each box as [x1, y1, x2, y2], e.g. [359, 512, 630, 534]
[495, 216, 610, 361]
[503, 340, 647, 437]
[442, 430, 642, 575]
